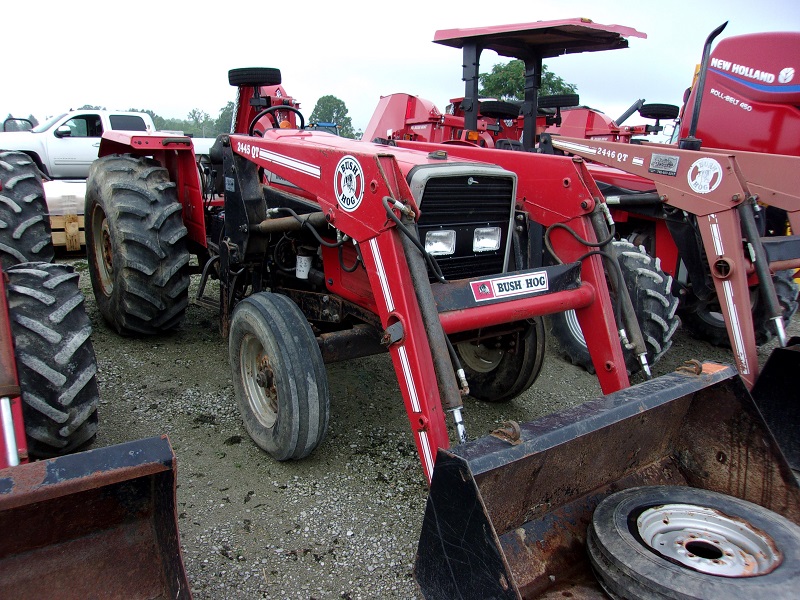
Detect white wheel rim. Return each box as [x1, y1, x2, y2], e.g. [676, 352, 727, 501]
[637, 503, 782, 576]
[240, 333, 277, 428]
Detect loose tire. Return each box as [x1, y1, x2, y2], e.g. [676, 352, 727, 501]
[6, 262, 100, 457]
[229, 292, 329, 460]
[681, 270, 799, 347]
[85, 154, 190, 335]
[455, 318, 546, 403]
[0, 150, 54, 268]
[548, 240, 680, 375]
[588, 486, 800, 599]
[228, 67, 282, 88]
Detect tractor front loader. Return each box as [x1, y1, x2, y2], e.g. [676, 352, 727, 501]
[83, 68, 800, 598]
[0, 150, 189, 599]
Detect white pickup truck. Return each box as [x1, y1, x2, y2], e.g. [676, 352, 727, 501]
[0, 109, 159, 179]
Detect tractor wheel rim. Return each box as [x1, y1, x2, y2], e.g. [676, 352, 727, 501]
[241, 334, 277, 428]
[92, 207, 114, 297]
[457, 342, 505, 373]
[565, 309, 586, 347]
[636, 503, 782, 576]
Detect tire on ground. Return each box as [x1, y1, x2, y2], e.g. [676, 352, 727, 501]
[455, 317, 546, 403]
[7, 262, 100, 457]
[588, 485, 800, 599]
[85, 154, 190, 335]
[548, 239, 680, 375]
[680, 270, 799, 347]
[229, 292, 330, 460]
[0, 150, 54, 268]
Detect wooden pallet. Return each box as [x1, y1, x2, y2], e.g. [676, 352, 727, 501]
[50, 214, 85, 251]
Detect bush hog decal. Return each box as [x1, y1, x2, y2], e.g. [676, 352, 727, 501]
[471, 271, 549, 302]
[334, 155, 364, 212]
[688, 157, 723, 194]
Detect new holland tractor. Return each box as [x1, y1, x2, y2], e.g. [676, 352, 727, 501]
[83, 65, 800, 598]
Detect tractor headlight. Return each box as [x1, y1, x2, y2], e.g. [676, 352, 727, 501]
[473, 227, 501, 252]
[425, 230, 456, 256]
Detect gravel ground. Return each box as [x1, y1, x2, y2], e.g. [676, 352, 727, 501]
[60, 254, 798, 599]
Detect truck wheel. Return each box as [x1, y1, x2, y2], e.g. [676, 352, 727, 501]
[0, 150, 54, 268]
[229, 292, 329, 460]
[455, 317, 545, 403]
[681, 270, 799, 347]
[228, 67, 282, 87]
[85, 154, 190, 335]
[478, 101, 521, 119]
[587, 486, 800, 599]
[548, 240, 679, 375]
[6, 262, 100, 457]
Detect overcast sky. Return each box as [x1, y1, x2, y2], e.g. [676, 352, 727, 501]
[4, 0, 799, 133]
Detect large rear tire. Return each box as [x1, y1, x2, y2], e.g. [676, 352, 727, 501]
[0, 150, 54, 268]
[588, 486, 800, 599]
[229, 292, 329, 460]
[7, 262, 100, 457]
[85, 154, 190, 335]
[680, 270, 799, 347]
[548, 240, 679, 375]
[455, 318, 546, 403]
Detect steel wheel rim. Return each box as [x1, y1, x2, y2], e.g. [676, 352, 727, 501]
[564, 309, 586, 347]
[91, 206, 114, 297]
[637, 503, 782, 576]
[241, 333, 278, 428]
[457, 342, 505, 373]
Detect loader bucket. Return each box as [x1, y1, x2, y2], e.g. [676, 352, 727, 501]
[415, 364, 800, 599]
[0, 435, 190, 600]
[750, 337, 800, 472]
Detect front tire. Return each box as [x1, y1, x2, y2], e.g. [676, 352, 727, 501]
[548, 240, 679, 375]
[6, 262, 100, 457]
[229, 292, 329, 460]
[588, 486, 800, 599]
[680, 270, 799, 347]
[0, 150, 54, 268]
[455, 318, 546, 403]
[85, 154, 190, 335]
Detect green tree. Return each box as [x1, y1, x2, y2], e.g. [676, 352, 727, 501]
[187, 108, 212, 137]
[479, 60, 577, 101]
[213, 101, 235, 136]
[309, 95, 355, 139]
[77, 104, 106, 110]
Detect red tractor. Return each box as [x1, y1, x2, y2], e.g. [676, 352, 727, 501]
[83, 65, 800, 600]
[0, 150, 189, 598]
[364, 18, 800, 390]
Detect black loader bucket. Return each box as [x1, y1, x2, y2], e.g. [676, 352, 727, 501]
[0, 435, 190, 600]
[751, 337, 800, 471]
[415, 363, 800, 599]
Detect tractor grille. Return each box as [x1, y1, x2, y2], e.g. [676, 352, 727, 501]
[416, 172, 515, 280]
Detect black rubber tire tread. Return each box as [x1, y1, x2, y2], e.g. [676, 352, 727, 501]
[6, 262, 100, 457]
[681, 270, 799, 347]
[538, 94, 580, 109]
[456, 317, 546, 403]
[548, 240, 680, 375]
[639, 103, 680, 120]
[228, 67, 282, 87]
[477, 100, 521, 119]
[229, 292, 329, 460]
[588, 485, 800, 599]
[0, 150, 54, 269]
[85, 154, 190, 335]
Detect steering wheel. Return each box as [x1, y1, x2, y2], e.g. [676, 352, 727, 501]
[248, 106, 305, 136]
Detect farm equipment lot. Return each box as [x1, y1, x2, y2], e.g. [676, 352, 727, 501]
[58, 253, 798, 599]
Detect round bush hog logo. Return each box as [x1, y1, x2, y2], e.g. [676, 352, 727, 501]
[334, 155, 364, 212]
[688, 157, 723, 194]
